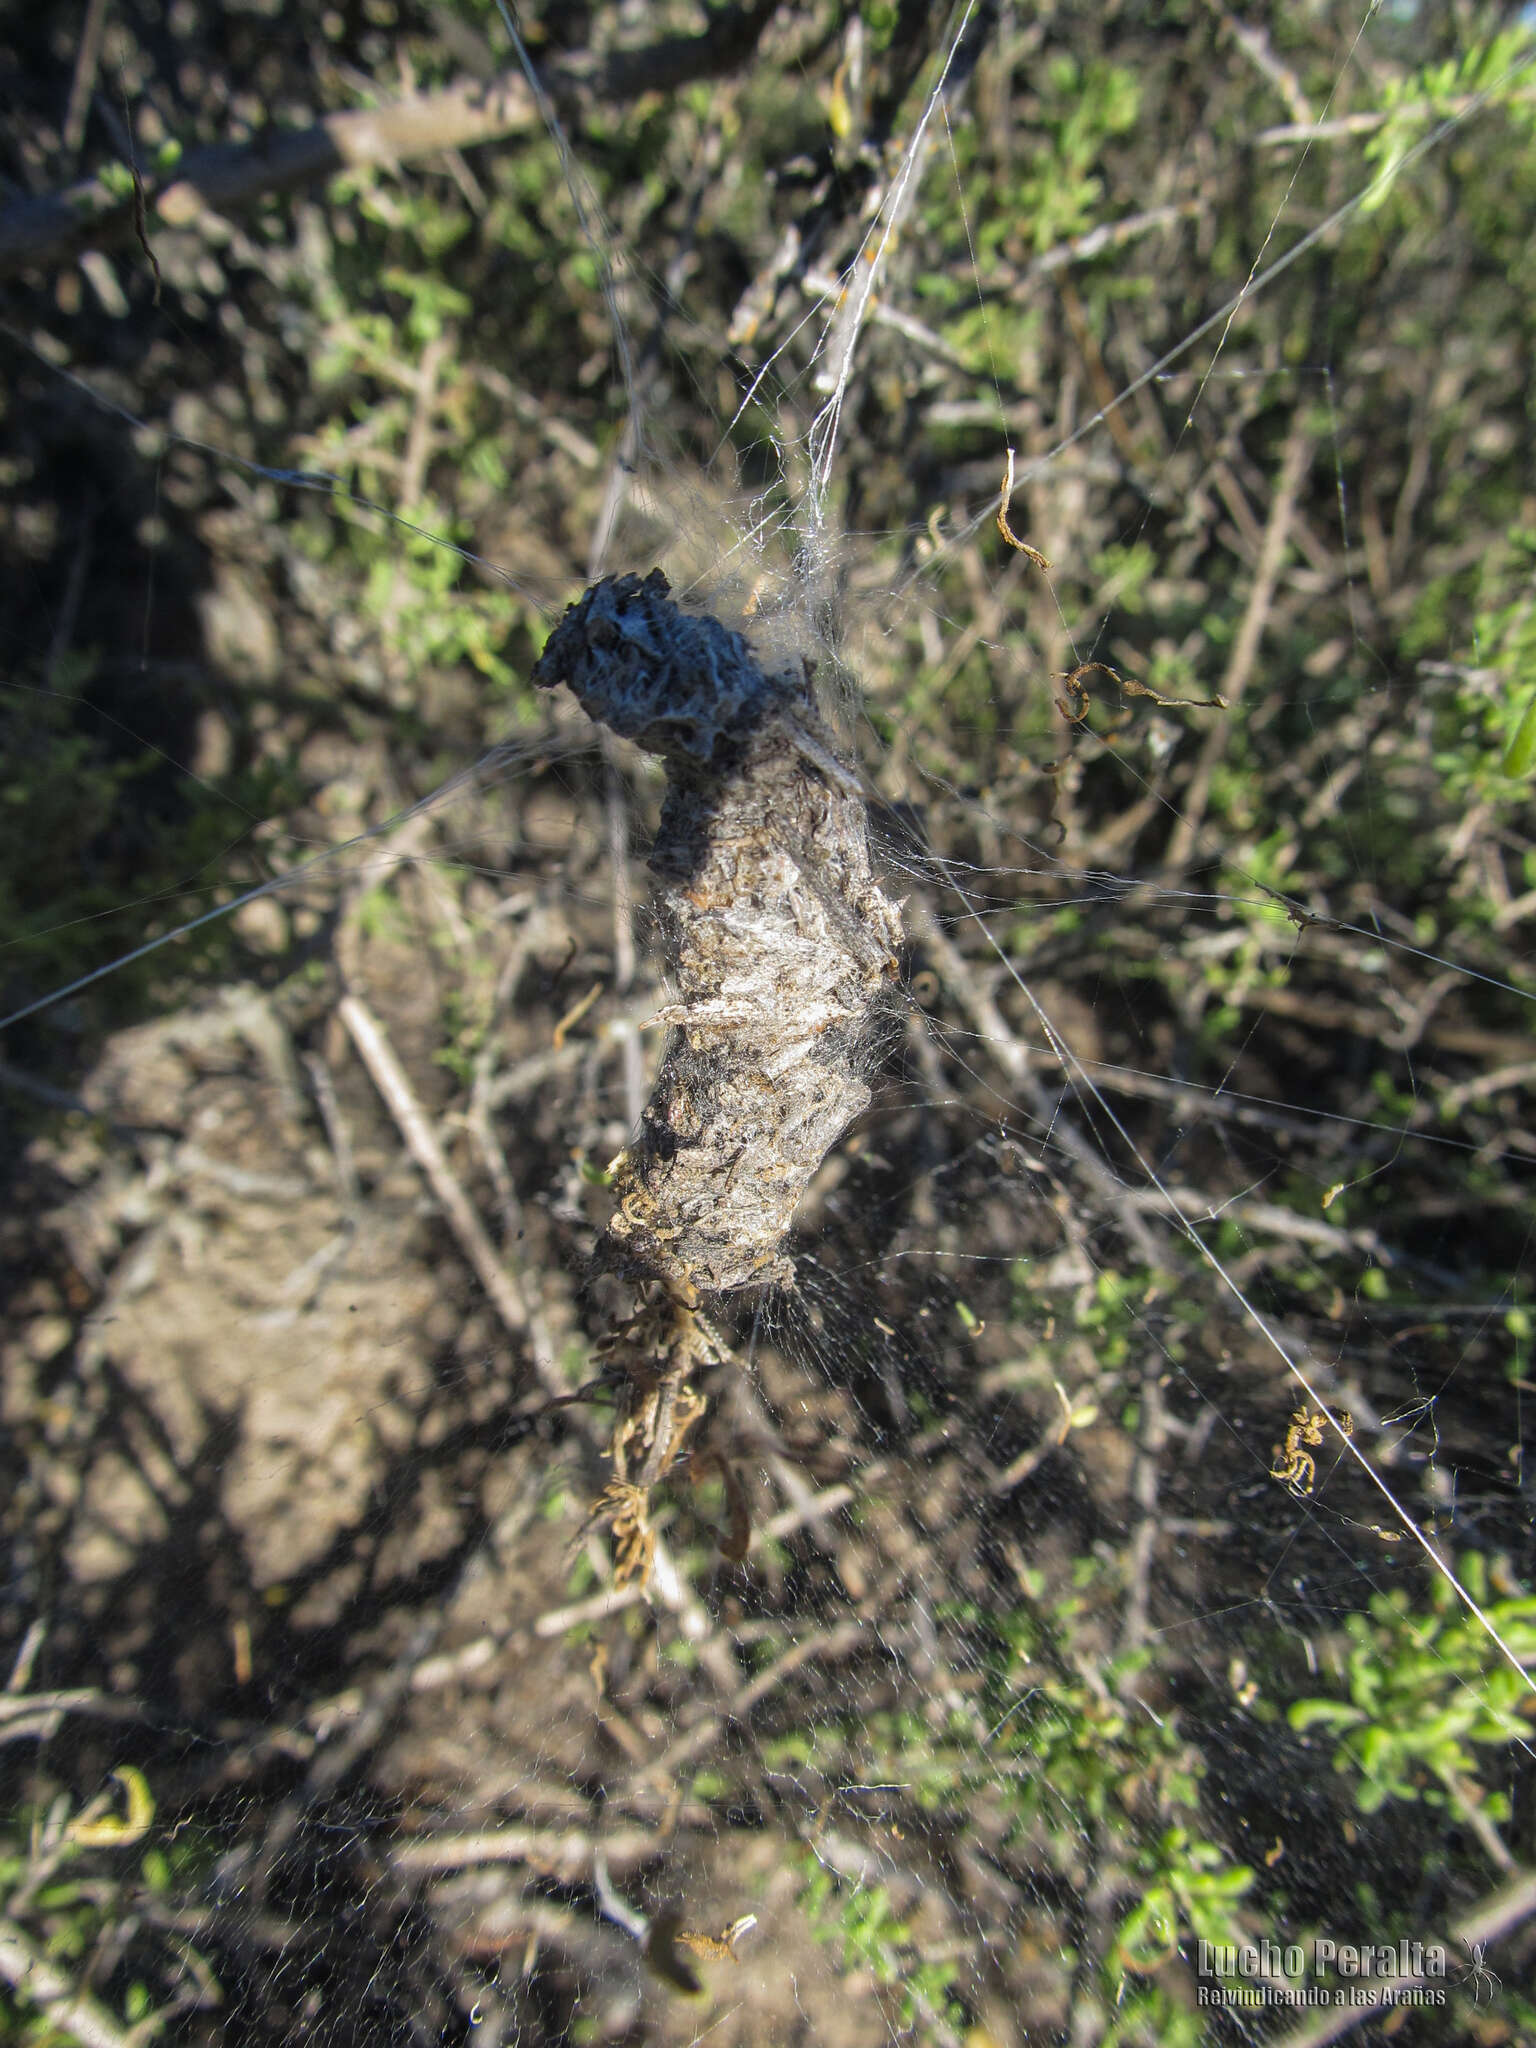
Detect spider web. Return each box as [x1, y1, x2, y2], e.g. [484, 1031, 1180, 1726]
[2, 3, 1535, 2044]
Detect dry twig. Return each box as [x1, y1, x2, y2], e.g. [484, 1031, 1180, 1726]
[0, 2, 778, 280]
[1275, 1866, 1536, 2048]
[1164, 413, 1312, 870]
[390, 1823, 659, 1882]
[0, 1917, 143, 2048]
[338, 991, 562, 1399]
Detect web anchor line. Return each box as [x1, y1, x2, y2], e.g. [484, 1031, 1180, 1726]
[532, 570, 903, 1585]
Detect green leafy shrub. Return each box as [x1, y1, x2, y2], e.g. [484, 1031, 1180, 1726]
[1289, 1554, 1536, 1819]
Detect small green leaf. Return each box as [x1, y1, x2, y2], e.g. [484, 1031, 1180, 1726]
[1500, 685, 1536, 777]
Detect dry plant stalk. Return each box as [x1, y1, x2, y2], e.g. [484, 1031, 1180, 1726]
[533, 569, 902, 1581]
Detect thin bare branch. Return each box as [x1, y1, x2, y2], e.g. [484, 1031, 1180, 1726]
[1275, 1866, 1536, 2048]
[338, 992, 561, 1397]
[1163, 412, 1311, 871]
[0, 1918, 141, 2048]
[390, 1823, 660, 1882]
[0, 0, 778, 280]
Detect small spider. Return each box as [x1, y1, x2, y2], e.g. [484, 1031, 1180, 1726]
[1271, 1404, 1353, 1497]
[1459, 1939, 1500, 2005]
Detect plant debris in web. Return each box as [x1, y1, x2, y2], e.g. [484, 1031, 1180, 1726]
[533, 568, 903, 1582]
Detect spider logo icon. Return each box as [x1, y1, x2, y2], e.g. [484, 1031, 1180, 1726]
[1459, 1941, 1500, 2005]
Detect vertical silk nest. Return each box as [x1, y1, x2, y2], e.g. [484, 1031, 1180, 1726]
[533, 570, 903, 1582]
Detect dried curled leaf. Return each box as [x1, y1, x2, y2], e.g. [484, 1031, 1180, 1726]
[66, 1765, 156, 1848]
